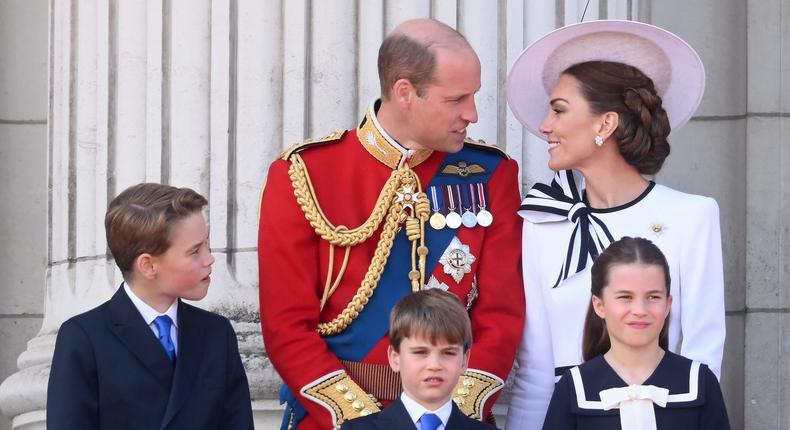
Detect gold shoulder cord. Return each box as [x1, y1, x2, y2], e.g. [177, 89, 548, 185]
[288, 154, 430, 336]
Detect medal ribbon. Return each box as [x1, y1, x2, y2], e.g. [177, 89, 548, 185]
[430, 186, 442, 213]
[468, 183, 478, 213]
[455, 185, 464, 211]
[445, 185, 457, 214]
[476, 183, 488, 210]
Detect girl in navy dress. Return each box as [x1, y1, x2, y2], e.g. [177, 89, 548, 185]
[542, 237, 729, 430]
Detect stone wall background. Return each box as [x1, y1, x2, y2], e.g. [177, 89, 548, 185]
[0, 1, 787, 429]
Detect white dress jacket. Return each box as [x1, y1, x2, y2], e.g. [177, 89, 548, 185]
[505, 172, 725, 430]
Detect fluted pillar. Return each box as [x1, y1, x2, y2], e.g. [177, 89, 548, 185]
[0, 0, 277, 427]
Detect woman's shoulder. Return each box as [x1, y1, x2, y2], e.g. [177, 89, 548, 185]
[650, 183, 719, 212]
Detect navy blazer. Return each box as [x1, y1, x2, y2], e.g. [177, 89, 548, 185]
[340, 397, 496, 430]
[47, 287, 254, 430]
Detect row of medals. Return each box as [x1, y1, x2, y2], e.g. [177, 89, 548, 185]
[427, 184, 493, 230]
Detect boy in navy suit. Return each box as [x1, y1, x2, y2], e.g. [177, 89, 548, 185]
[47, 183, 254, 430]
[341, 289, 496, 430]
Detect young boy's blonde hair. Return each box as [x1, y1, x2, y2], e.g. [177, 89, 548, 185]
[389, 289, 472, 352]
[105, 183, 207, 278]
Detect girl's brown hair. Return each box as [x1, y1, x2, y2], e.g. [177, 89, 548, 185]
[581, 236, 671, 361]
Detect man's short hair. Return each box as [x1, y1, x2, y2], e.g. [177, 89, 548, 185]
[378, 33, 436, 99]
[105, 183, 208, 277]
[389, 289, 473, 352]
[377, 20, 469, 99]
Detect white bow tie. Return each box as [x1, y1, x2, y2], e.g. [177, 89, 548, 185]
[599, 384, 669, 430]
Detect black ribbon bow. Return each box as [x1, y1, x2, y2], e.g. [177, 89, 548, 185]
[518, 170, 614, 288]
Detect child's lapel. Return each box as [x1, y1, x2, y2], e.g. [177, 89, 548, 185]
[159, 300, 201, 429]
[108, 287, 174, 390]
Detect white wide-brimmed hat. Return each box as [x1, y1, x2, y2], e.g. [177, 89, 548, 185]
[506, 20, 705, 138]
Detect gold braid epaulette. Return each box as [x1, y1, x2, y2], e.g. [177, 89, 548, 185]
[463, 137, 511, 159]
[287, 153, 430, 336]
[288, 154, 397, 246]
[281, 130, 346, 160]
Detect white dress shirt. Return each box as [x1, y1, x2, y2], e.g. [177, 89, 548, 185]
[400, 392, 453, 430]
[123, 282, 179, 354]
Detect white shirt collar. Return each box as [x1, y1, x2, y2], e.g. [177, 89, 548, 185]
[123, 282, 179, 327]
[400, 392, 453, 429]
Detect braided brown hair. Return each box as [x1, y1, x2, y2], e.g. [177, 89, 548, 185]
[563, 61, 671, 175]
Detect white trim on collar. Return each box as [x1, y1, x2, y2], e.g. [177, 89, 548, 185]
[570, 360, 701, 410]
[666, 361, 700, 403]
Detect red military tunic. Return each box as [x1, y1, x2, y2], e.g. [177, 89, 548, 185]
[259, 103, 524, 429]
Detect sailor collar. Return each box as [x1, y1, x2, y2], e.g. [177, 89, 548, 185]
[357, 100, 433, 169]
[566, 353, 706, 415]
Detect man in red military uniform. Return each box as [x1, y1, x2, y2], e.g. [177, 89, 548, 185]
[259, 19, 524, 429]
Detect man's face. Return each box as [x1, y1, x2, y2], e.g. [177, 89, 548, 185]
[407, 47, 481, 153]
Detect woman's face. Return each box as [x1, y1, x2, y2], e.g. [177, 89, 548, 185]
[592, 263, 672, 352]
[539, 74, 606, 171]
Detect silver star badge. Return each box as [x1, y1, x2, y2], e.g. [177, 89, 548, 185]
[425, 276, 450, 291]
[439, 237, 476, 283]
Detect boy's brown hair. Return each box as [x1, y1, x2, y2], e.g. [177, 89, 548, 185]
[389, 289, 472, 352]
[105, 183, 208, 278]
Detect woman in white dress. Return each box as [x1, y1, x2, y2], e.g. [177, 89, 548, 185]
[503, 20, 725, 430]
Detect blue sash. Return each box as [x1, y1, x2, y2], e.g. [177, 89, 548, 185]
[324, 147, 502, 361]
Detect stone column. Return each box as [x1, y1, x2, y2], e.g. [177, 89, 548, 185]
[744, 1, 790, 429]
[0, 0, 276, 427]
[0, 1, 48, 429]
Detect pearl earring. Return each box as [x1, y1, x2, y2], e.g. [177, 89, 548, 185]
[594, 135, 604, 146]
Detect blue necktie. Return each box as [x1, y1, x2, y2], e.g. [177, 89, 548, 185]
[420, 413, 442, 430]
[153, 315, 176, 363]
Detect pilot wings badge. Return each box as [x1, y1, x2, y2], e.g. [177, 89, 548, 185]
[441, 161, 486, 178]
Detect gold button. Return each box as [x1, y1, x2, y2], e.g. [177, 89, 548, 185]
[463, 377, 475, 388]
[335, 383, 348, 393]
[360, 409, 372, 416]
[453, 396, 465, 405]
[352, 400, 365, 411]
[344, 391, 357, 402]
[457, 387, 470, 397]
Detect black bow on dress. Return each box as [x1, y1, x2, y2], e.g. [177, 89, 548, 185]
[518, 170, 614, 288]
